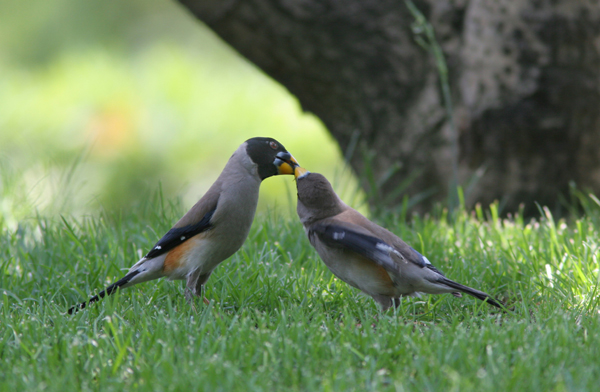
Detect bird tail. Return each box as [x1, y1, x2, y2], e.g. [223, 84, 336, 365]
[438, 277, 504, 309]
[67, 270, 141, 315]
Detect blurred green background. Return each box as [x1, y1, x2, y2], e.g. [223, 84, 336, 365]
[0, 0, 361, 229]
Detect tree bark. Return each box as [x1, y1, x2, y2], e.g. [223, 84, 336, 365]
[177, 0, 600, 215]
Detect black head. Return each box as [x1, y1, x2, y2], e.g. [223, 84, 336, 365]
[245, 137, 297, 180]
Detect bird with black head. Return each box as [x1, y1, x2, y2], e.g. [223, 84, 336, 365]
[69, 137, 298, 313]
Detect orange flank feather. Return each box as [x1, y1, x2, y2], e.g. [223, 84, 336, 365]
[354, 254, 397, 295]
[356, 254, 394, 285]
[163, 235, 201, 274]
[371, 264, 397, 295]
[374, 264, 394, 286]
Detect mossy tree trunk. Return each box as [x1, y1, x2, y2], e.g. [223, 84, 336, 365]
[178, 0, 600, 215]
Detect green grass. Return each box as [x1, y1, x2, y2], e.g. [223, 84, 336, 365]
[4, 3, 598, 389]
[2, 191, 600, 391]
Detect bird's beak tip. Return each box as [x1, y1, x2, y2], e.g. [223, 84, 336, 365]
[294, 166, 309, 179]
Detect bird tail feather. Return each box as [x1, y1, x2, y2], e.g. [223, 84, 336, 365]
[67, 270, 141, 315]
[438, 277, 504, 309]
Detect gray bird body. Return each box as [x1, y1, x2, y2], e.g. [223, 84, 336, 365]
[127, 144, 262, 291]
[69, 138, 297, 313]
[295, 170, 502, 311]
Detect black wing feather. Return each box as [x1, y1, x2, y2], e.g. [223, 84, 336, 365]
[144, 208, 216, 259]
[309, 224, 400, 273]
[408, 246, 429, 268]
[425, 263, 445, 276]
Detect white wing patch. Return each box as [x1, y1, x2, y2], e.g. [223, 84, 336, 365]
[332, 231, 345, 240]
[376, 242, 405, 260]
[409, 246, 432, 267]
[376, 242, 393, 253]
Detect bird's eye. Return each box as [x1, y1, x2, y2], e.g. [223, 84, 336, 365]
[269, 141, 278, 149]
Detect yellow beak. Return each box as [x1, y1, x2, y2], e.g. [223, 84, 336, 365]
[276, 153, 299, 175]
[294, 166, 309, 179]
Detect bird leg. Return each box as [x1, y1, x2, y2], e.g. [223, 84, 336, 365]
[185, 270, 212, 308]
[372, 295, 394, 311]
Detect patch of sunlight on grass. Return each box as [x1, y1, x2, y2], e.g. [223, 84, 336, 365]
[0, 42, 363, 225]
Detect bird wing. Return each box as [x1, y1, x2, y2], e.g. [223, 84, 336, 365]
[143, 190, 220, 260]
[308, 222, 402, 274]
[407, 246, 439, 271]
[308, 218, 441, 274]
[144, 207, 216, 259]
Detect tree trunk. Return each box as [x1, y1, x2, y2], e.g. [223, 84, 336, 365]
[177, 0, 600, 215]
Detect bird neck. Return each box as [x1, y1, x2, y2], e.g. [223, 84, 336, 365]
[219, 147, 262, 185]
[297, 200, 347, 227]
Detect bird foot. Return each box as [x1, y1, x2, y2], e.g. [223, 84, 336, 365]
[184, 287, 210, 310]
